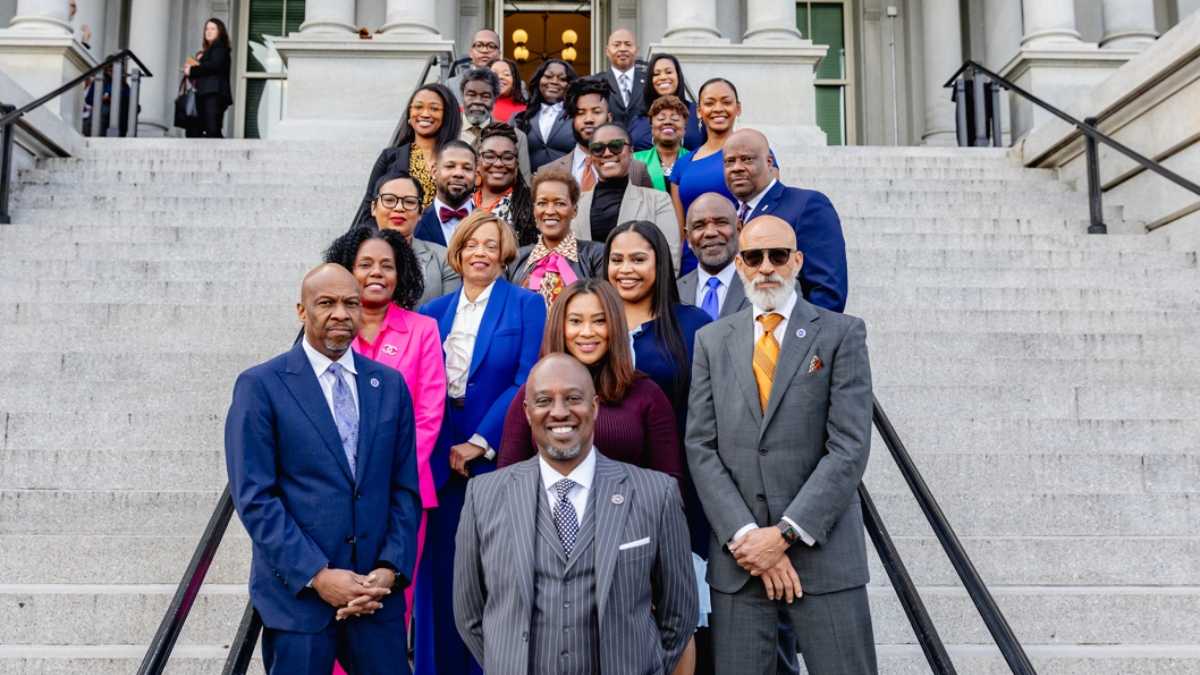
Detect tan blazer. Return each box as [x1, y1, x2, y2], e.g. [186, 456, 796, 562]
[572, 182, 681, 272]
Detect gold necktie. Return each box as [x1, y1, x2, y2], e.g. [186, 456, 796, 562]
[754, 313, 784, 413]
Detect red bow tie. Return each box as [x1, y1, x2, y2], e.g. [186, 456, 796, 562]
[439, 206, 469, 224]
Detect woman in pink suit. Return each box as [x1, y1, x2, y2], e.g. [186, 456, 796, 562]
[324, 226, 446, 635]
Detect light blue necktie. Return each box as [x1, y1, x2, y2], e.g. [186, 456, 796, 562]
[701, 276, 721, 321]
[327, 362, 358, 476]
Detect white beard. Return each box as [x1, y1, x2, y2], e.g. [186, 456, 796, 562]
[739, 269, 795, 311]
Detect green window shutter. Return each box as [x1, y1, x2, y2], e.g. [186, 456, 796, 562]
[796, 5, 810, 39]
[815, 85, 844, 146]
[247, 0, 285, 73]
[811, 3, 845, 80]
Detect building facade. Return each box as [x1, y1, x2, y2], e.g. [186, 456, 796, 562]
[0, 0, 1195, 146]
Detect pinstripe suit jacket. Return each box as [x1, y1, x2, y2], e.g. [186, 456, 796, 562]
[454, 453, 697, 675]
[685, 295, 874, 595]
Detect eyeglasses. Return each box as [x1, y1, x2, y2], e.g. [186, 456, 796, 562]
[480, 151, 518, 166]
[409, 103, 444, 114]
[376, 193, 421, 211]
[472, 41, 500, 52]
[739, 247, 794, 267]
[588, 139, 628, 157]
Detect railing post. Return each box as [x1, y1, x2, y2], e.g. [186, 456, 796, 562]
[90, 76, 104, 138]
[972, 73, 988, 147]
[954, 79, 968, 147]
[989, 81, 1003, 147]
[127, 68, 142, 138]
[1084, 116, 1107, 234]
[0, 104, 15, 225]
[439, 55, 450, 84]
[106, 57, 124, 137]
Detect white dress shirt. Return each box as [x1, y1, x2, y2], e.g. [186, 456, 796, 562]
[433, 197, 475, 247]
[694, 263, 738, 313]
[538, 101, 564, 141]
[301, 337, 359, 417]
[444, 281, 496, 458]
[730, 287, 815, 548]
[538, 447, 597, 526]
[570, 145, 593, 187]
[738, 178, 779, 222]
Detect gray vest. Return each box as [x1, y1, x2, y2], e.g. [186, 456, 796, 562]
[530, 487, 600, 675]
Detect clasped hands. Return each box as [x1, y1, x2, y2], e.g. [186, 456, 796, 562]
[449, 441, 487, 477]
[312, 567, 395, 620]
[729, 527, 803, 603]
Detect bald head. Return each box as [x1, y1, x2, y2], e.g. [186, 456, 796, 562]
[735, 216, 801, 311]
[687, 193, 740, 274]
[724, 129, 773, 202]
[740, 215, 796, 249]
[298, 263, 362, 359]
[524, 354, 598, 468]
[470, 29, 501, 67]
[606, 29, 638, 71]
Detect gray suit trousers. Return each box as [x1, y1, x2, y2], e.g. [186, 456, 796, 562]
[709, 582, 877, 675]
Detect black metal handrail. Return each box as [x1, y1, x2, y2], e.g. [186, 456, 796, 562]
[873, 396, 1037, 675]
[945, 60, 1200, 235]
[0, 48, 152, 224]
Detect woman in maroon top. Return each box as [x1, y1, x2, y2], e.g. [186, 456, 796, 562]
[497, 277, 682, 483]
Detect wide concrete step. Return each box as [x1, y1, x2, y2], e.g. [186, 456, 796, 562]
[860, 308, 1200, 333]
[847, 285, 1200, 312]
[869, 330, 1200, 360]
[871, 355, 1200, 387]
[856, 265, 1200, 288]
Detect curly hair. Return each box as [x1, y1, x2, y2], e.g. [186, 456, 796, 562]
[460, 66, 501, 97]
[478, 123, 538, 247]
[563, 77, 612, 118]
[323, 227, 425, 311]
[647, 94, 689, 123]
[491, 58, 527, 106]
[512, 59, 579, 134]
[541, 278, 637, 405]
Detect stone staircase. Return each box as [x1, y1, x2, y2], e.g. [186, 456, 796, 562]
[0, 138, 1198, 673]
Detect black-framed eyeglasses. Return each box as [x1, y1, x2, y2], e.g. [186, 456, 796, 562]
[472, 41, 500, 52]
[376, 193, 421, 211]
[588, 139, 628, 157]
[480, 151, 518, 166]
[739, 247, 794, 267]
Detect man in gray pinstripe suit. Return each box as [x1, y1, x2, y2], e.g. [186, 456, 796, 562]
[687, 216, 878, 674]
[454, 354, 698, 675]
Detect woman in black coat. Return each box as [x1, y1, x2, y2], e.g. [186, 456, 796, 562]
[185, 18, 233, 138]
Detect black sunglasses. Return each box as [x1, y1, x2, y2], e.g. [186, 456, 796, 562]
[739, 247, 794, 267]
[588, 139, 628, 157]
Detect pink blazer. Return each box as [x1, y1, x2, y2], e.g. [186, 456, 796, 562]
[353, 303, 446, 508]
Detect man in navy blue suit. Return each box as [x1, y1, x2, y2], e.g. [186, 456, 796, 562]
[413, 140, 478, 247]
[724, 129, 848, 313]
[225, 263, 422, 674]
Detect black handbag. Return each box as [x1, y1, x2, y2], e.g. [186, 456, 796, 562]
[173, 77, 199, 129]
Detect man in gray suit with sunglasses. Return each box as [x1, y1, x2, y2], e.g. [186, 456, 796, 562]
[454, 354, 697, 675]
[687, 216, 878, 674]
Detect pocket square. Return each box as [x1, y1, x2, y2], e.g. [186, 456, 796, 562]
[618, 537, 651, 551]
[808, 355, 822, 373]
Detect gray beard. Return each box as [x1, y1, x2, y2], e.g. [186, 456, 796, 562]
[324, 338, 351, 355]
[739, 269, 795, 310]
[545, 442, 583, 461]
[465, 107, 492, 127]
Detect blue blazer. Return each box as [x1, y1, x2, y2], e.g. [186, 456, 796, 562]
[418, 279, 547, 490]
[750, 180, 848, 313]
[224, 342, 422, 633]
[413, 207, 447, 247]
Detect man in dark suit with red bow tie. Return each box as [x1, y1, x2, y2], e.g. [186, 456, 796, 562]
[414, 140, 478, 247]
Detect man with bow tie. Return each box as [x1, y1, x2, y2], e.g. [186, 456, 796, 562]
[414, 140, 479, 247]
[225, 264, 422, 673]
[686, 216, 878, 674]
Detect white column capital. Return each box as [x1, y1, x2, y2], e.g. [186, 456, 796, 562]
[1100, 0, 1158, 49]
[743, 0, 804, 43]
[4, 0, 72, 35]
[299, 0, 357, 34]
[661, 0, 724, 43]
[1020, 0, 1084, 48]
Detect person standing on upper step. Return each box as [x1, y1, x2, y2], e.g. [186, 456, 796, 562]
[458, 66, 531, 185]
[687, 216, 877, 674]
[583, 28, 645, 130]
[412, 140, 478, 248]
[225, 264, 421, 675]
[183, 18, 233, 139]
[510, 59, 579, 173]
[542, 78, 654, 192]
[446, 29, 503, 108]
[724, 129, 848, 314]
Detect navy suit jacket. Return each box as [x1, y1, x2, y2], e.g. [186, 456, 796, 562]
[225, 342, 422, 633]
[750, 181, 848, 313]
[413, 206, 447, 247]
[418, 279, 547, 490]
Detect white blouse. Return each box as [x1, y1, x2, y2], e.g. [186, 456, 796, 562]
[444, 281, 495, 399]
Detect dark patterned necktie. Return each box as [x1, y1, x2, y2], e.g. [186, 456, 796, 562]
[552, 479, 579, 558]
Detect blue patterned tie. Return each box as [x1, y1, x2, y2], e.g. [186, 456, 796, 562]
[701, 276, 721, 321]
[552, 479, 579, 558]
[327, 362, 358, 476]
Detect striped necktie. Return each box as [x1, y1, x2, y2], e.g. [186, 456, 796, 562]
[753, 313, 784, 413]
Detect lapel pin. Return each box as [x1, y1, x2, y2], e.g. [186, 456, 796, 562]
[796, 329, 806, 339]
[611, 494, 625, 505]
[370, 378, 380, 388]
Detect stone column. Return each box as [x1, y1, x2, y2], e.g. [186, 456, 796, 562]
[1100, 0, 1158, 49]
[743, 0, 804, 43]
[661, 0, 723, 42]
[381, 0, 438, 37]
[920, 0, 962, 145]
[300, 0, 357, 34]
[0, 0, 96, 126]
[984, 0, 1023, 144]
[126, 0, 171, 135]
[7, 0, 72, 34]
[1020, 0, 1084, 47]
